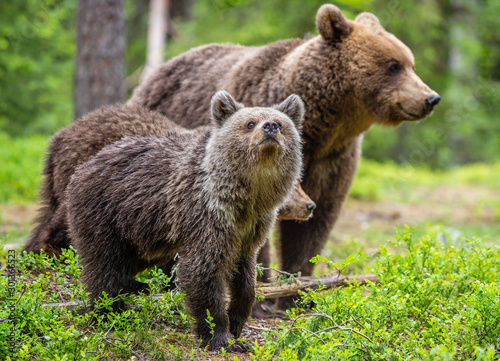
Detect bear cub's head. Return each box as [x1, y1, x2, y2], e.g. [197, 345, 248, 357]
[209, 90, 304, 167]
[205, 91, 304, 213]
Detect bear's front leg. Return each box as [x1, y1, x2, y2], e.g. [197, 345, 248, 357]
[177, 254, 233, 351]
[227, 256, 256, 339]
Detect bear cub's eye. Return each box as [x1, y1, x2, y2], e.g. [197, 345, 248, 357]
[247, 121, 255, 129]
[388, 62, 401, 75]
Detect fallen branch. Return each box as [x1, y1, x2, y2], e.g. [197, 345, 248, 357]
[43, 272, 379, 312]
[255, 272, 379, 299]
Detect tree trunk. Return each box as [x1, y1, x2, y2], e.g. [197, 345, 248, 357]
[141, 0, 169, 82]
[73, 0, 125, 119]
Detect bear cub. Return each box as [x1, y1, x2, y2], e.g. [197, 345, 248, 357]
[66, 91, 304, 351]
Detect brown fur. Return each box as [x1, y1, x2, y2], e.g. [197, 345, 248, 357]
[278, 182, 315, 221]
[24, 107, 312, 256]
[66, 92, 304, 351]
[23, 105, 189, 255]
[128, 5, 440, 276]
[257, 183, 316, 282]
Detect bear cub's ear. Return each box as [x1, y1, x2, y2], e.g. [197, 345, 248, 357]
[274, 94, 305, 131]
[316, 4, 351, 42]
[210, 90, 244, 126]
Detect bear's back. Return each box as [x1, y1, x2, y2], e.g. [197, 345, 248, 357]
[129, 39, 304, 129]
[49, 105, 185, 201]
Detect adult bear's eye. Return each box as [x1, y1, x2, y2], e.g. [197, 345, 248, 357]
[247, 121, 255, 129]
[388, 62, 401, 74]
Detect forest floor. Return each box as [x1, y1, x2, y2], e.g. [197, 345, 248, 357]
[1, 164, 499, 360]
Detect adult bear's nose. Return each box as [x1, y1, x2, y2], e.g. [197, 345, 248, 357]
[425, 94, 441, 111]
[262, 121, 279, 135]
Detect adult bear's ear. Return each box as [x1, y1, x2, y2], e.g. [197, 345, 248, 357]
[210, 90, 244, 126]
[355, 12, 384, 34]
[274, 94, 305, 131]
[316, 4, 352, 42]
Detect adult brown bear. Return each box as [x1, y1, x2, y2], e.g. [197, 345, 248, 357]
[129, 4, 440, 276]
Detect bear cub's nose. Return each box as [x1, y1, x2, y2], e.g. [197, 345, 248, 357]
[425, 94, 441, 111]
[262, 121, 279, 135]
[306, 202, 317, 213]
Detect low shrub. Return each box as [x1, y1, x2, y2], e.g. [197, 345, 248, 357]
[251, 226, 500, 360]
[1, 225, 499, 360]
[0, 246, 192, 360]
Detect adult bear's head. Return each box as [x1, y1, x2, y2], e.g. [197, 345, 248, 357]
[314, 4, 440, 127]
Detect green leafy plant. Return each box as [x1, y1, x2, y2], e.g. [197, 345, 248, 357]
[1, 246, 193, 360]
[251, 226, 500, 360]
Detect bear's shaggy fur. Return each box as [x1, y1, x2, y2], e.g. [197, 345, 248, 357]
[24, 106, 313, 256]
[23, 105, 191, 255]
[258, 183, 315, 282]
[66, 92, 304, 351]
[129, 4, 440, 276]
[278, 183, 315, 222]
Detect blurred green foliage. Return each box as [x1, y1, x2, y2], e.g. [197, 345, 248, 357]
[0, 0, 75, 135]
[166, 0, 369, 52]
[1, 0, 499, 167]
[0, 133, 47, 203]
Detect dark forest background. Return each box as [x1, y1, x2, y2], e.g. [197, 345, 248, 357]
[1, 0, 499, 168]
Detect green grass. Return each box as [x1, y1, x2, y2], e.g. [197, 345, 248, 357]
[0, 132, 48, 204]
[350, 159, 500, 202]
[252, 227, 500, 360]
[2, 227, 499, 360]
[333, 159, 500, 259]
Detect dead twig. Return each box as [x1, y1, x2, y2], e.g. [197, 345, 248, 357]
[42, 273, 379, 312]
[255, 272, 379, 299]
